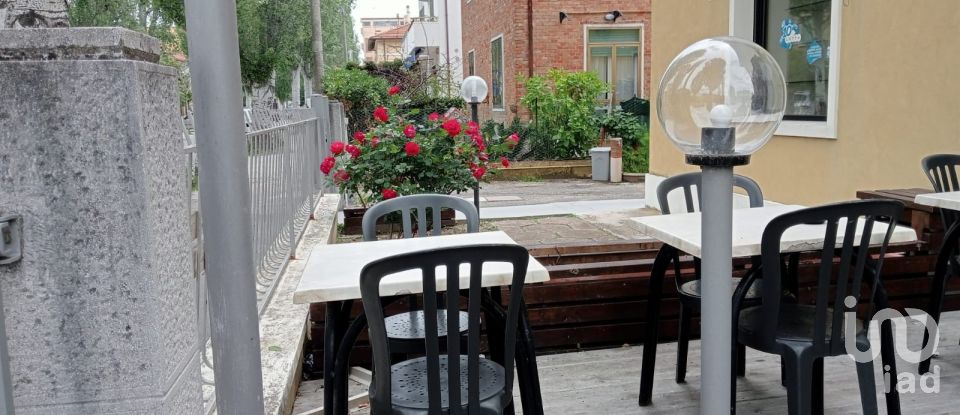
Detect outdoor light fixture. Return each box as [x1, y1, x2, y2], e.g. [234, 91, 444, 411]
[604, 10, 622, 22]
[460, 75, 488, 106]
[657, 37, 785, 415]
[559, 11, 568, 23]
[460, 75, 490, 212]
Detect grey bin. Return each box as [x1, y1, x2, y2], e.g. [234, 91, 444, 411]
[590, 147, 611, 182]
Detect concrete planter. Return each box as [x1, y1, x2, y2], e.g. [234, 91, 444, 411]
[491, 160, 592, 181]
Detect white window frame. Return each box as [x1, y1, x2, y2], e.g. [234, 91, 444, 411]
[467, 49, 475, 77]
[582, 24, 646, 102]
[490, 34, 506, 112]
[729, 0, 842, 139]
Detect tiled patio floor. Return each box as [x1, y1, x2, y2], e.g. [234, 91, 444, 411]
[294, 311, 960, 414]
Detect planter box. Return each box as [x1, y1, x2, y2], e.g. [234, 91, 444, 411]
[342, 206, 457, 235]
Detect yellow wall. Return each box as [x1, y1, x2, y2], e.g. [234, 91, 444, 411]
[650, 0, 960, 205]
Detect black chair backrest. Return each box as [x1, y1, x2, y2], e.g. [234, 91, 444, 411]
[360, 244, 529, 414]
[756, 200, 903, 354]
[921, 154, 960, 228]
[656, 172, 764, 214]
[362, 194, 480, 241]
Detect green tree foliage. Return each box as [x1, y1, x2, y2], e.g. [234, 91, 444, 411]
[519, 70, 609, 159]
[71, 0, 360, 104]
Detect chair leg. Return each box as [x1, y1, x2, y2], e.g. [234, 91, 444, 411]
[856, 360, 879, 415]
[783, 350, 814, 415]
[812, 358, 824, 415]
[676, 304, 692, 384]
[781, 358, 787, 387]
[736, 343, 746, 377]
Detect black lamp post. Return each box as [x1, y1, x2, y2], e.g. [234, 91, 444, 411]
[459, 76, 489, 214]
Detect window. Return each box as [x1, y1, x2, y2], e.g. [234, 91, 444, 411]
[586, 28, 643, 107]
[755, 0, 832, 121]
[491, 36, 504, 110]
[467, 50, 475, 77]
[419, 0, 434, 18]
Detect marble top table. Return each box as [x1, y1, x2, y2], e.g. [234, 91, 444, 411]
[632, 204, 919, 258]
[294, 231, 551, 304]
[915, 191, 960, 211]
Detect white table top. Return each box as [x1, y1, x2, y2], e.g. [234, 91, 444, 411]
[915, 191, 960, 211]
[293, 231, 551, 304]
[632, 205, 918, 258]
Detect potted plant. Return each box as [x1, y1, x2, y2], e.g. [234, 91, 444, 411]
[321, 85, 519, 234]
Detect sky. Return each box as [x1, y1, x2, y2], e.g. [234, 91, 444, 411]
[352, 0, 418, 58]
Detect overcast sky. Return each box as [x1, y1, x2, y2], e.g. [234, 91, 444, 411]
[352, 0, 418, 59]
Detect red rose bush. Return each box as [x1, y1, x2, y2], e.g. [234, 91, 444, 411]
[322, 86, 517, 205]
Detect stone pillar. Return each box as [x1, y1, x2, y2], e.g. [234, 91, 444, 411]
[608, 137, 624, 183]
[0, 28, 202, 413]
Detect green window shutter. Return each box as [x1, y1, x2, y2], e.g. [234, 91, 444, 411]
[588, 29, 641, 43]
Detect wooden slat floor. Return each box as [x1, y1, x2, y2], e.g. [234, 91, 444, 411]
[293, 311, 960, 414]
[519, 311, 960, 414]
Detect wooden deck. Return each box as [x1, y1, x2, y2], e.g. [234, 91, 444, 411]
[520, 311, 960, 414]
[294, 311, 960, 414]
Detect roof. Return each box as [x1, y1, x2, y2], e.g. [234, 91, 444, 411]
[366, 24, 411, 51]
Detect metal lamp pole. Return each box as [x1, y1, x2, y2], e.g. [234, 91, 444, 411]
[470, 101, 480, 214]
[183, 0, 265, 412]
[689, 125, 745, 415]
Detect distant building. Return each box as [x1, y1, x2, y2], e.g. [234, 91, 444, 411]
[361, 12, 412, 63]
[366, 24, 411, 63]
[400, 0, 464, 92]
[461, 1, 652, 123]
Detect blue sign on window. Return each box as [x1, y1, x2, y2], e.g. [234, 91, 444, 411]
[779, 18, 801, 50]
[807, 40, 823, 64]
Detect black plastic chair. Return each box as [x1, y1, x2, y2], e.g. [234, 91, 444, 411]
[360, 244, 529, 415]
[733, 200, 903, 415]
[919, 154, 960, 373]
[922, 154, 960, 229]
[656, 172, 764, 383]
[362, 194, 481, 357]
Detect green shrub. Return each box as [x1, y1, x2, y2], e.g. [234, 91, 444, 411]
[400, 97, 466, 123]
[324, 68, 390, 132]
[519, 70, 609, 159]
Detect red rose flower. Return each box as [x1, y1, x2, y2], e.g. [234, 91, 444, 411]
[479, 152, 489, 162]
[353, 131, 366, 144]
[346, 144, 361, 159]
[501, 157, 510, 168]
[404, 141, 421, 157]
[404, 124, 417, 139]
[320, 156, 336, 175]
[472, 166, 487, 180]
[333, 170, 350, 183]
[371, 136, 380, 148]
[428, 112, 441, 122]
[508, 133, 520, 147]
[472, 135, 486, 152]
[330, 141, 345, 155]
[382, 188, 398, 200]
[373, 106, 389, 123]
[388, 85, 401, 96]
[466, 121, 479, 135]
[442, 118, 461, 137]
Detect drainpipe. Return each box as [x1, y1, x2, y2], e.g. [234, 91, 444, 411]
[527, 0, 533, 77]
[444, 0, 452, 92]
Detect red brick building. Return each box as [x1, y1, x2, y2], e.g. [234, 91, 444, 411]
[461, 0, 652, 123]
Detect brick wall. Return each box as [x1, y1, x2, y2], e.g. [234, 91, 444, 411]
[461, 0, 652, 124]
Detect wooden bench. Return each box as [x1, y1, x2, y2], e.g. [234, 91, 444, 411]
[857, 188, 946, 252]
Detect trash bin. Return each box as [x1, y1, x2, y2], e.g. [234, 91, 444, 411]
[590, 147, 611, 182]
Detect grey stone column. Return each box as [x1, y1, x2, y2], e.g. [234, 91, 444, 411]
[0, 28, 202, 413]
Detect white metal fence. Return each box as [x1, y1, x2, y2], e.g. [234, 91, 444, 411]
[185, 102, 347, 413]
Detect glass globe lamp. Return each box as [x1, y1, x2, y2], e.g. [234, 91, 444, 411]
[460, 76, 489, 104]
[657, 37, 786, 165]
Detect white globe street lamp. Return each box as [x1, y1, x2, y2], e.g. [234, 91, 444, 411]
[459, 76, 490, 213]
[657, 37, 785, 415]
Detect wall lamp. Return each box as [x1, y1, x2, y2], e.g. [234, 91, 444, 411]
[559, 12, 568, 23]
[605, 10, 622, 22]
